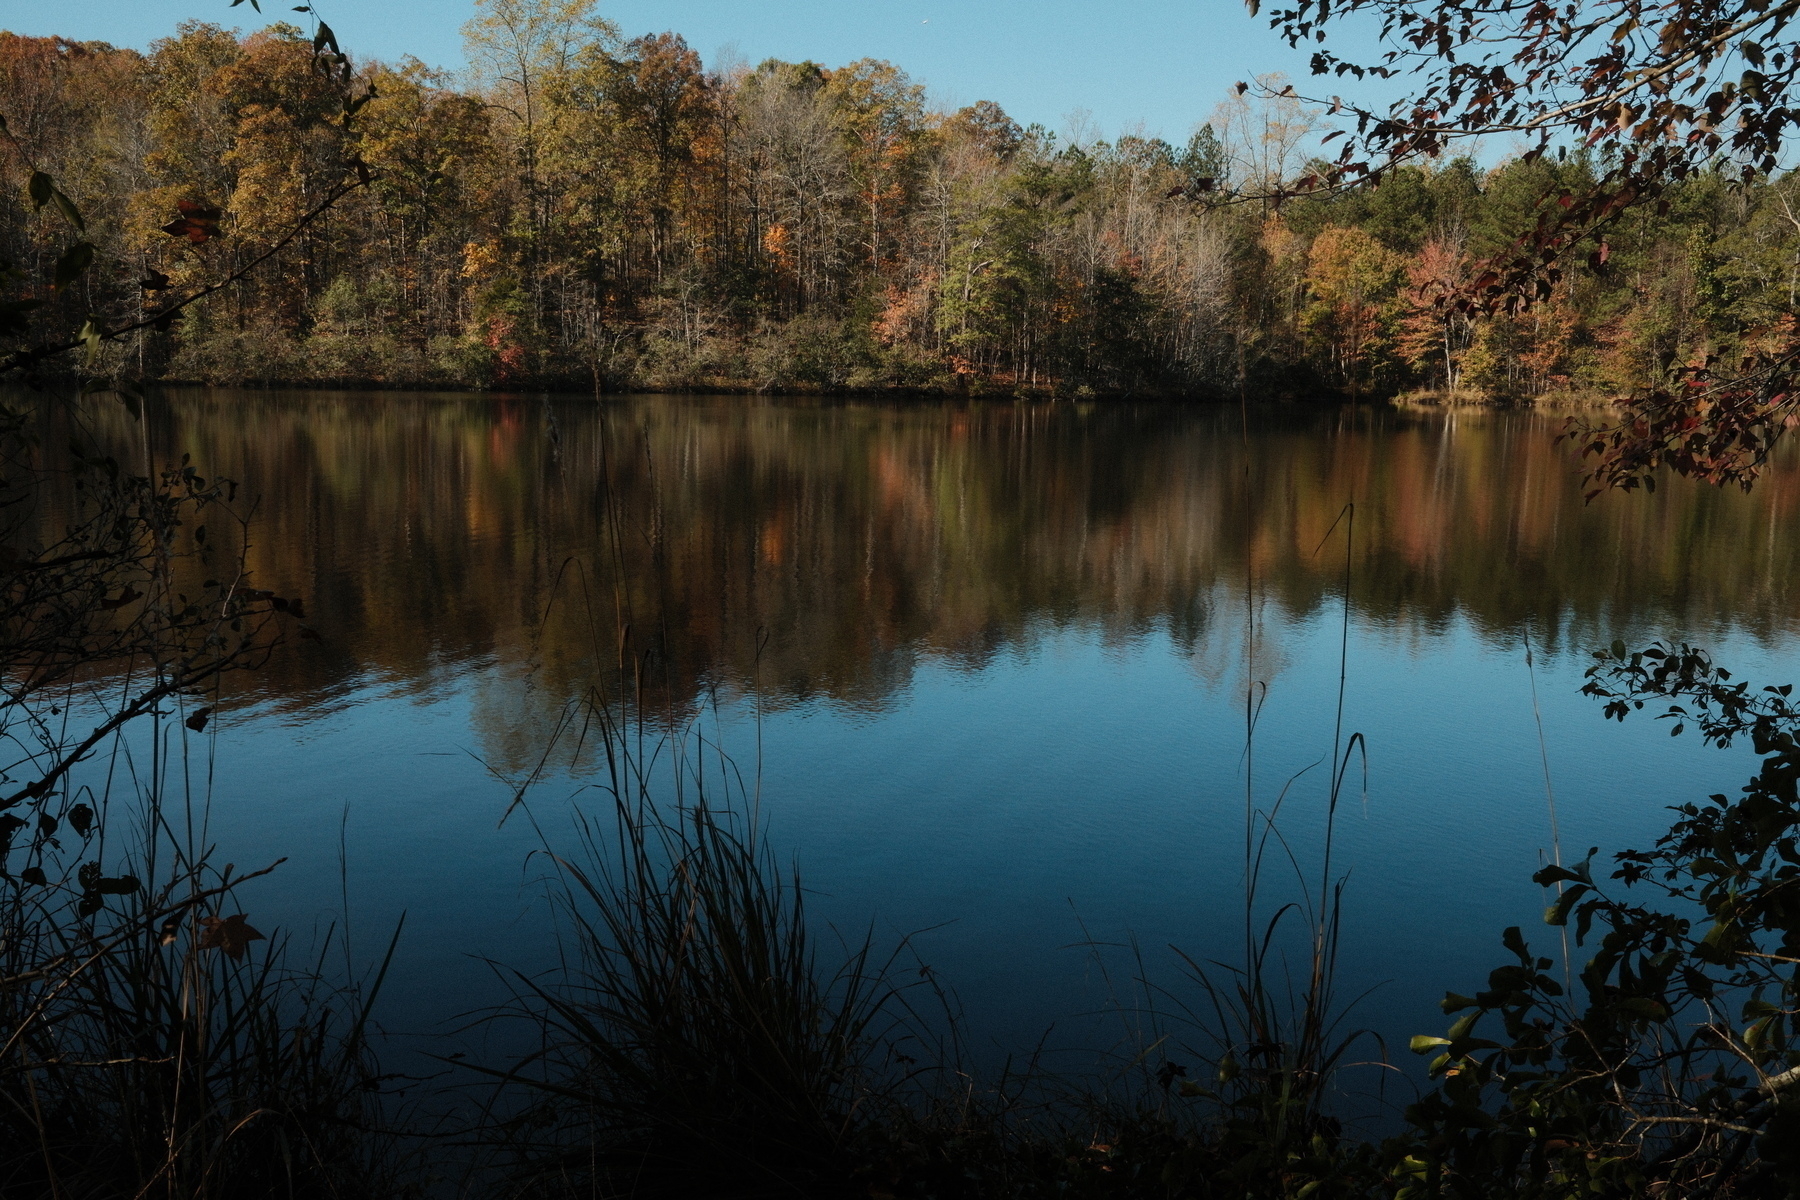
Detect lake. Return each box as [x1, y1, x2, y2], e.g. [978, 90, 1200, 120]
[55, 389, 1800, 1108]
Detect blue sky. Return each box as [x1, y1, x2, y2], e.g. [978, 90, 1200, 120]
[2, 0, 1363, 144]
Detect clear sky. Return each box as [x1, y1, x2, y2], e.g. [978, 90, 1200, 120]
[1, 0, 1363, 145]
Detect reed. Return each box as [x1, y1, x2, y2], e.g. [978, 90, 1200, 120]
[476, 686, 920, 1199]
[1125, 500, 1382, 1196]
[0, 864, 404, 1200]
[1, 402, 405, 1199]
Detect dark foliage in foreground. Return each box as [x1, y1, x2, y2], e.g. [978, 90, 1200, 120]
[479, 720, 910, 1197]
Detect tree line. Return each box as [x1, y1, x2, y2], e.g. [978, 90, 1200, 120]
[7, 2, 1800, 402]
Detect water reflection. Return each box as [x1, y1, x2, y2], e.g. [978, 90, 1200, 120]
[69, 391, 1800, 762]
[31, 388, 1800, 1072]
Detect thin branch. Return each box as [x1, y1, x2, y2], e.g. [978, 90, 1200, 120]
[1, 173, 373, 378]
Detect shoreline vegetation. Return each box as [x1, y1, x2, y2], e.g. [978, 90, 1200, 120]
[69, 376, 1634, 406]
[1390, 389, 1624, 411]
[94, 376, 1637, 407]
[8, 12, 1799, 406]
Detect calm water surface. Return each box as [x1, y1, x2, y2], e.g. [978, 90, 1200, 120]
[71, 390, 1800, 1088]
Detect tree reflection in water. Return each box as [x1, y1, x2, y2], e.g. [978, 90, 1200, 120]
[49, 390, 1800, 772]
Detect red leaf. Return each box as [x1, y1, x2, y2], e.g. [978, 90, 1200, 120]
[162, 202, 222, 244]
[161, 218, 213, 243]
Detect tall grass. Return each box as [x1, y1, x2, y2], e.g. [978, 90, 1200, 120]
[1, 399, 405, 1198]
[477, 683, 923, 1199]
[1119, 499, 1381, 1195]
[0, 858, 403, 1199]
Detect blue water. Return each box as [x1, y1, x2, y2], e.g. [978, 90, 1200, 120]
[83, 392, 1800, 1112]
[201, 597, 1793, 1102]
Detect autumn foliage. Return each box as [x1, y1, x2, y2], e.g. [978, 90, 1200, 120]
[8, 13, 1800, 410]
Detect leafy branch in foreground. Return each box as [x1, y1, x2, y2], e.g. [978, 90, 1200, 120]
[0, 390, 397, 1196]
[1246, 0, 1800, 486]
[1258, 0, 1800, 299]
[0, 8, 412, 1196]
[1581, 639, 1800, 747]
[0, 0, 375, 390]
[1391, 641, 1800, 1198]
[0, 439, 401, 1197]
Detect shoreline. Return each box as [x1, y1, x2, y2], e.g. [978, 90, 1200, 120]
[54, 374, 1628, 408]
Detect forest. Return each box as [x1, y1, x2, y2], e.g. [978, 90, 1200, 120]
[9, 9, 1800, 401]
[14, 0, 1800, 1195]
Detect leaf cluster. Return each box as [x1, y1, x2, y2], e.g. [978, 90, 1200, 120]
[1390, 642, 1800, 1197]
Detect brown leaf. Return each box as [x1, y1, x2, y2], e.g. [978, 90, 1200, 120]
[162, 202, 222, 244]
[99, 585, 142, 610]
[161, 218, 214, 243]
[197, 913, 265, 959]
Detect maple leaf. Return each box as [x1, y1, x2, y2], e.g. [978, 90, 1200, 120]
[198, 913, 265, 959]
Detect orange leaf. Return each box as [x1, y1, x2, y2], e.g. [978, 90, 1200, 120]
[162, 202, 222, 244]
